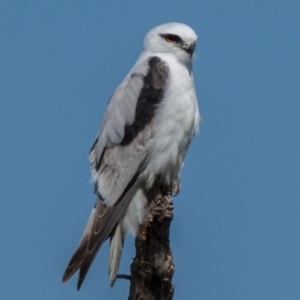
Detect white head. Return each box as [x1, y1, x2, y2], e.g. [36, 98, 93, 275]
[143, 22, 198, 64]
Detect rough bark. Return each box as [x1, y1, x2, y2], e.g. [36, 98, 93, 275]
[128, 182, 175, 300]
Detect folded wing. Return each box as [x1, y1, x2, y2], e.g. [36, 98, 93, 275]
[62, 56, 169, 289]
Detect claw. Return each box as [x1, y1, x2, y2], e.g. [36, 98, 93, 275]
[160, 184, 180, 197]
[171, 184, 180, 197]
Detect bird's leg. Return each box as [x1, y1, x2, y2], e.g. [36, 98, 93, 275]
[171, 183, 180, 197]
[160, 183, 180, 197]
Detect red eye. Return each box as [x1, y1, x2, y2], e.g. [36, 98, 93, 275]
[165, 34, 177, 43]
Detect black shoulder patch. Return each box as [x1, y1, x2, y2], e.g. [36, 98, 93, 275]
[121, 57, 169, 145]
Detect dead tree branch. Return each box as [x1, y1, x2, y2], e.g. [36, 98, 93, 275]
[128, 181, 175, 300]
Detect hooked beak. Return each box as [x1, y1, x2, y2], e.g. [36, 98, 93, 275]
[182, 43, 195, 57]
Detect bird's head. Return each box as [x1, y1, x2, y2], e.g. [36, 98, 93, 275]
[143, 22, 198, 65]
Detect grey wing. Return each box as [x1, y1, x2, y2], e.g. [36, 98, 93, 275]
[89, 59, 150, 205]
[91, 59, 150, 165]
[62, 56, 169, 289]
[90, 56, 169, 206]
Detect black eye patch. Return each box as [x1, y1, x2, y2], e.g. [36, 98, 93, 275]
[160, 34, 182, 44]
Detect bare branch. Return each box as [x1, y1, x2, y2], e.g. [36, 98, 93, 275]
[128, 181, 175, 300]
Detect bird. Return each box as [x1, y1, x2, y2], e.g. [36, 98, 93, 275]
[62, 22, 200, 290]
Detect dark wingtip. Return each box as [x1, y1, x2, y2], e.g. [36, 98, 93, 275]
[77, 278, 83, 290]
[62, 266, 83, 290]
[62, 266, 75, 284]
[61, 241, 89, 286]
[76, 257, 91, 291]
[62, 271, 69, 283]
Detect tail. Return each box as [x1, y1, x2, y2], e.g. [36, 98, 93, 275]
[109, 224, 125, 286]
[62, 181, 137, 290]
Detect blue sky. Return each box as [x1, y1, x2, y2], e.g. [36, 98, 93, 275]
[1, 1, 300, 299]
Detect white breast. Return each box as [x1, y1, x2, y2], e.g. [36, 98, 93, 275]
[144, 55, 200, 186]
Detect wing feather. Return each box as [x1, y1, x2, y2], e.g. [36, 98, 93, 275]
[92, 59, 150, 161]
[63, 178, 138, 290]
[62, 56, 169, 289]
[90, 57, 169, 207]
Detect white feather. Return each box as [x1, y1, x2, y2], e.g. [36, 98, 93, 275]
[64, 23, 200, 288]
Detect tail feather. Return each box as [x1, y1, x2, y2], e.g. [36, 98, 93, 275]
[62, 208, 96, 283]
[62, 180, 139, 290]
[62, 239, 88, 284]
[109, 224, 125, 286]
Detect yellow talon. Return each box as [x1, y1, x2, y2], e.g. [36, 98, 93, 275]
[172, 184, 180, 196]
